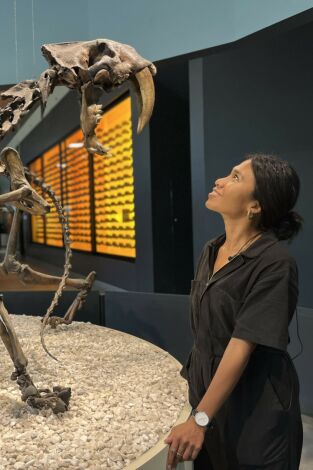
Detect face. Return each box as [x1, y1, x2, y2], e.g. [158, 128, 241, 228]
[205, 159, 261, 219]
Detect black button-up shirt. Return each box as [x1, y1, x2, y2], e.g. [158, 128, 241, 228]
[180, 229, 302, 467]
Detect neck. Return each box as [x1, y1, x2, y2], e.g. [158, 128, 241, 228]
[222, 219, 263, 254]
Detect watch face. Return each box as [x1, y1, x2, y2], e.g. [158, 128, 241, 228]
[195, 411, 209, 426]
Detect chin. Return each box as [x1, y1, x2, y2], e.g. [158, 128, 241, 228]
[205, 199, 219, 213]
[205, 199, 213, 209]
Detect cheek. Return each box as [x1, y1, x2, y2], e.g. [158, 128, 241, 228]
[224, 186, 248, 208]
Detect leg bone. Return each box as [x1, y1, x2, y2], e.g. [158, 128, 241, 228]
[0, 295, 71, 413]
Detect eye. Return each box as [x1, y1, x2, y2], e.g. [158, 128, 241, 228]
[232, 173, 239, 180]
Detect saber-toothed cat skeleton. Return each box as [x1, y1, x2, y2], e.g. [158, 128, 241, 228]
[0, 39, 156, 413]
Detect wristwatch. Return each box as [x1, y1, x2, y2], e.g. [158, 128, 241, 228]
[191, 408, 210, 428]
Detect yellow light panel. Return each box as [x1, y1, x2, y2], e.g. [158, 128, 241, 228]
[29, 94, 136, 260]
[29, 157, 45, 244]
[93, 96, 136, 258]
[62, 129, 92, 252]
[43, 145, 63, 247]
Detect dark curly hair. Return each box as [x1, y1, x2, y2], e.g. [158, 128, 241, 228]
[245, 153, 303, 242]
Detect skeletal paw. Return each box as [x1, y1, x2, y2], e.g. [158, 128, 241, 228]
[11, 369, 71, 414]
[27, 394, 65, 414]
[26, 386, 71, 414]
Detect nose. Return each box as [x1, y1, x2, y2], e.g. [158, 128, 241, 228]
[214, 177, 224, 188]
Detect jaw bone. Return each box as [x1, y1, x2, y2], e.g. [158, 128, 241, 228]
[80, 65, 156, 155]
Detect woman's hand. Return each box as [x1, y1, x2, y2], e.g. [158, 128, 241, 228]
[164, 417, 205, 469]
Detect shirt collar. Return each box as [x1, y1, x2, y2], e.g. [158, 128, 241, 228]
[208, 229, 279, 258]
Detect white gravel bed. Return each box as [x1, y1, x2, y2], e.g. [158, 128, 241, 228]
[0, 314, 188, 470]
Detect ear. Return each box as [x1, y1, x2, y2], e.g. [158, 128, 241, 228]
[249, 200, 262, 215]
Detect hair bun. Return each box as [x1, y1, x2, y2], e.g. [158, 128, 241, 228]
[273, 210, 304, 242]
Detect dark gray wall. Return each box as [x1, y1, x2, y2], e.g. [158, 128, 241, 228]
[20, 87, 154, 292]
[3, 290, 101, 325]
[149, 60, 193, 294]
[190, 23, 313, 308]
[104, 291, 193, 364]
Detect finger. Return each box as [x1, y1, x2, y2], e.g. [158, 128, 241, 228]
[167, 452, 177, 470]
[171, 452, 183, 469]
[171, 443, 188, 465]
[191, 446, 202, 461]
[167, 441, 179, 467]
[164, 429, 175, 445]
[182, 444, 195, 461]
[177, 444, 187, 459]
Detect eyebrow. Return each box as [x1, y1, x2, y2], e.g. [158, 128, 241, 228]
[232, 167, 243, 177]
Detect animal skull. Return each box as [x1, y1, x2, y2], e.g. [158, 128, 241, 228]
[0, 39, 156, 154]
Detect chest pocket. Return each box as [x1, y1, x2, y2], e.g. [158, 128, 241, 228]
[206, 285, 244, 337]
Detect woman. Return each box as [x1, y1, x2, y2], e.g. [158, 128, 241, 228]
[165, 153, 304, 470]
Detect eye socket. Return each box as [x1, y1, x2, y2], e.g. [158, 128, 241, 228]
[232, 173, 239, 180]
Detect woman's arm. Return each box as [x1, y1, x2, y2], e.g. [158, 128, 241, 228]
[165, 337, 256, 469]
[196, 337, 256, 419]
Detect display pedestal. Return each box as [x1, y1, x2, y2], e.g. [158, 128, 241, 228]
[127, 401, 192, 470]
[0, 315, 190, 469]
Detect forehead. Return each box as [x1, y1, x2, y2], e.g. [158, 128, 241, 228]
[233, 159, 253, 176]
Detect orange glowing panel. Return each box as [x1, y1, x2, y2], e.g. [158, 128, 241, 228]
[62, 129, 92, 252]
[43, 144, 63, 247]
[29, 157, 45, 244]
[93, 95, 136, 258]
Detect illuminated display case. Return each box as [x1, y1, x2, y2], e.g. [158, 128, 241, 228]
[93, 96, 136, 258]
[62, 130, 93, 252]
[43, 145, 63, 247]
[29, 94, 136, 259]
[29, 157, 45, 244]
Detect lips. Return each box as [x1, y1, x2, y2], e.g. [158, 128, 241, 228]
[209, 188, 221, 196]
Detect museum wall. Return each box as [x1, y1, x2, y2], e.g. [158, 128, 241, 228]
[3, 11, 313, 301]
[0, 0, 89, 85]
[2, 0, 313, 85]
[189, 22, 313, 308]
[10, 16, 313, 300]
[149, 60, 193, 294]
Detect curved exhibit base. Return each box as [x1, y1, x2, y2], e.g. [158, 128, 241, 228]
[0, 315, 191, 469]
[126, 402, 192, 470]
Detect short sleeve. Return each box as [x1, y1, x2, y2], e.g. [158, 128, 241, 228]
[231, 257, 298, 351]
